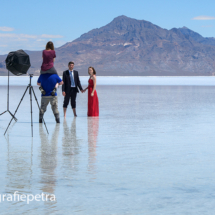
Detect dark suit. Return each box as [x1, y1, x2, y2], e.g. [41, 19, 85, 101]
[62, 70, 83, 109]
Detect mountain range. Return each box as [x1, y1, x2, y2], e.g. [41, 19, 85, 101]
[0, 15, 215, 76]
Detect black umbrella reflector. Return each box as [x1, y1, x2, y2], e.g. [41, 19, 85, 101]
[5, 50, 31, 76]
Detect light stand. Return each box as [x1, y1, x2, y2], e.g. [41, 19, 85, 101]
[4, 74, 49, 137]
[0, 70, 17, 121]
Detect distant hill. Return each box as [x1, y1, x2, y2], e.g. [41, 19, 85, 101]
[178, 26, 215, 46]
[1, 15, 215, 76]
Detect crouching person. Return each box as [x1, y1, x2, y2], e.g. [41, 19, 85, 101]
[37, 73, 63, 123]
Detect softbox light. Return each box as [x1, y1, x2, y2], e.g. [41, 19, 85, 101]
[5, 49, 31, 76]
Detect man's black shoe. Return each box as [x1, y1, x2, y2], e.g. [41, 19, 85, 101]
[39, 113, 43, 123]
[55, 113, 60, 123]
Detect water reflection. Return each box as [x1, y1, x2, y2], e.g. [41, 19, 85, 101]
[62, 118, 80, 183]
[39, 124, 59, 197]
[88, 117, 99, 176]
[5, 134, 33, 195]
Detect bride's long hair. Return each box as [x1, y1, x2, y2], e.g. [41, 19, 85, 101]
[88, 66, 96, 75]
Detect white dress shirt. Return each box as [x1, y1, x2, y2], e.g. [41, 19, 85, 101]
[69, 70, 76, 87]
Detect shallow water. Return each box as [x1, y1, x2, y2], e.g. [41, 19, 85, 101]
[1, 76, 215, 86]
[0, 82, 215, 214]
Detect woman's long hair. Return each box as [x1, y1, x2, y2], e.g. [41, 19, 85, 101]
[46, 41, 54, 50]
[88, 66, 96, 75]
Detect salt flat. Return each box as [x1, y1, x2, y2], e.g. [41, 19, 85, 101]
[0, 77, 215, 214]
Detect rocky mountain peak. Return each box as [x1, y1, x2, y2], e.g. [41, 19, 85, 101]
[1, 16, 215, 76]
[109, 15, 161, 31]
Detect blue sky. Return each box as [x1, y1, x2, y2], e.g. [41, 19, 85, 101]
[0, 0, 214, 54]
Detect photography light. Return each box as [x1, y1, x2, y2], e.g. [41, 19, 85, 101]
[5, 49, 31, 76]
[0, 49, 30, 121]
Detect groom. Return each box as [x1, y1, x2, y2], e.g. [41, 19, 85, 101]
[62, 61, 84, 117]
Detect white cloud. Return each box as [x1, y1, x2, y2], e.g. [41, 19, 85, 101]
[0, 33, 65, 54]
[192, 16, 215, 20]
[0, 27, 14, 32]
[0, 33, 37, 39]
[0, 33, 63, 39]
[41, 34, 63, 38]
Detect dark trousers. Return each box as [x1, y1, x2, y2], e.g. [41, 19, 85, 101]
[63, 88, 77, 109]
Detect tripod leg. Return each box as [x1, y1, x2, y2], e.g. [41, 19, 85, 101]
[8, 111, 17, 121]
[31, 87, 49, 135]
[0, 111, 7, 116]
[4, 85, 30, 135]
[30, 87, 33, 137]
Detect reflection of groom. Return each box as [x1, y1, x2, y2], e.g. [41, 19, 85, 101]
[62, 61, 84, 117]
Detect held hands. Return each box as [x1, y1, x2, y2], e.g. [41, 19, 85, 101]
[82, 89, 88, 93]
[91, 92, 94, 97]
[62, 92, 66, 97]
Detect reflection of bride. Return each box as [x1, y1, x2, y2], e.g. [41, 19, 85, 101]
[88, 117, 99, 174]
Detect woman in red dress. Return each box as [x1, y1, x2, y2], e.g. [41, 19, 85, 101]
[84, 67, 99, 117]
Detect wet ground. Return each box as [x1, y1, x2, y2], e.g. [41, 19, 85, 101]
[0, 78, 215, 214]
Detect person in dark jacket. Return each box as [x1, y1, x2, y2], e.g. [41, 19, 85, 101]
[62, 61, 84, 117]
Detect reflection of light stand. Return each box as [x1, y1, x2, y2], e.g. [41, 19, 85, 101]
[0, 70, 17, 121]
[4, 74, 49, 137]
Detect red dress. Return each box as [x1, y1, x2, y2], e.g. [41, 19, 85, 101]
[88, 78, 99, 117]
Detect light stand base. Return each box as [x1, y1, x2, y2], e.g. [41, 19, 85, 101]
[0, 110, 17, 121]
[0, 70, 17, 121]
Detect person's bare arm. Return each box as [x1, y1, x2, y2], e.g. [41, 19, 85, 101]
[62, 72, 66, 96]
[53, 58, 55, 62]
[58, 81, 63, 85]
[37, 83, 41, 86]
[83, 86, 88, 92]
